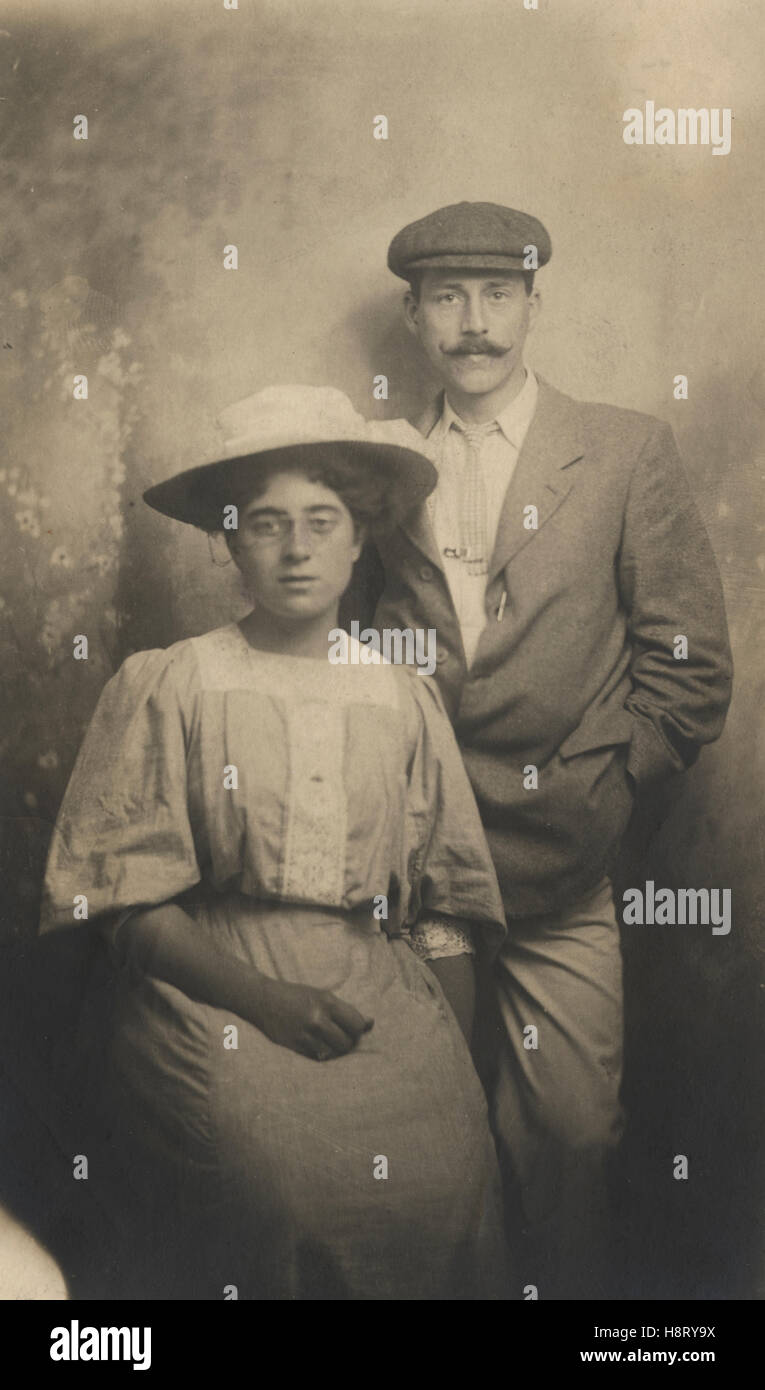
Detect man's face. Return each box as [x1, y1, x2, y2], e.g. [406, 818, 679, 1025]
[404, 270, 539, 398]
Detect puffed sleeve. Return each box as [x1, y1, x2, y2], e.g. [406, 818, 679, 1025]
[401, 673, 506, 958]
[39, 646, 201, 934]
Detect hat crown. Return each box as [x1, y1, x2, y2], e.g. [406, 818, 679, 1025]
[143, 385, 438, 529]
[387, 200, 551, 279]
[429, 200, 523, 229]
[218, 385, 368, 456]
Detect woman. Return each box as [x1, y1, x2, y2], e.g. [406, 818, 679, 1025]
[41, 385, 509, 1300]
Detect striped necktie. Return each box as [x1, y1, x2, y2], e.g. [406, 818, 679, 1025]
[451, 420, 499, 576]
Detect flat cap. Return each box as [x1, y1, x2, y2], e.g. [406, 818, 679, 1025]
[387, 201, 551, 280]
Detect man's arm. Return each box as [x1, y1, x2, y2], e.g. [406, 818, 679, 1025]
[618, 421, 733, 790]
[426, 955, 476, 1043]
[408, 915, 477, 1043]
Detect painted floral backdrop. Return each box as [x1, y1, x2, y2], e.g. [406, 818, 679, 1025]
[1, 280, 140, 932]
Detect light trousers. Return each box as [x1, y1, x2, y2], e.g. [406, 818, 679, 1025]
[491, 875, 625, 1299]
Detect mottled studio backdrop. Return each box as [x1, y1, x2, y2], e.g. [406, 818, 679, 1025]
[1, 0, 763, 1295]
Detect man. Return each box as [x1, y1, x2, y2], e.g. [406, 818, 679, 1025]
[364, 201, 733, 1297]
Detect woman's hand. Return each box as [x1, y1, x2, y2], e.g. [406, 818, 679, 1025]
[254, 977, 374, 1062]
[119, 903, 374, 1062]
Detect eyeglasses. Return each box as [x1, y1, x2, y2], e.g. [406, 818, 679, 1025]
[237, 514, 342, 548]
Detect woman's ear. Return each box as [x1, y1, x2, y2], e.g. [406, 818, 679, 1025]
[207, 530, 237, 568]
[351, 521, 367, 562]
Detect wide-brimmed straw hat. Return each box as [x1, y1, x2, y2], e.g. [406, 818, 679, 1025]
[143, 385, 437, 532]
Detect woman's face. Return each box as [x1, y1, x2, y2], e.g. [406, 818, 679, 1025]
[228, 469, 363, 624]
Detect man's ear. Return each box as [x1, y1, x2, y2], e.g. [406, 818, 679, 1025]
[527, 287, 541, 332]
[403, 291, 420, 338]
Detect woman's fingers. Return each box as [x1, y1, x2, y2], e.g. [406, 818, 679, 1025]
[305, 993, 375, 1059]
[309, 1017, 356, 1060]
[327, 995, 374, 1041]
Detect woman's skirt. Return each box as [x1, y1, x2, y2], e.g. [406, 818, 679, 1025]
[64, 894, 509, 1300]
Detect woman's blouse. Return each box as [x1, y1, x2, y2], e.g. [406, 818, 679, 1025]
[40, 625, 506, 957]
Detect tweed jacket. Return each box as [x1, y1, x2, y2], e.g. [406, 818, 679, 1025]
[364, 378, 733, 918]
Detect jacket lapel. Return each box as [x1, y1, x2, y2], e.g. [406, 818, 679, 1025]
[398, 391, 446, 569]
[488, 378, 585, 579]
[399, 379, 585, 574]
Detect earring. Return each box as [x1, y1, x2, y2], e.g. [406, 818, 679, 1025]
[207, 533, 232, 567]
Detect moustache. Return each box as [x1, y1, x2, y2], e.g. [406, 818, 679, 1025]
[445, 341, 509, 357]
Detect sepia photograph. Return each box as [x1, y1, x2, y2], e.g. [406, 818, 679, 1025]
[0, 0, 763, 1340]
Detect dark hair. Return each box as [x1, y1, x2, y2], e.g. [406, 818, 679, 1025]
[407, 268, 535, 300]
[221, 450, 397, 540]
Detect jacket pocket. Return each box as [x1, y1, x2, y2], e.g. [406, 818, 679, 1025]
[558, 709, 636, 760]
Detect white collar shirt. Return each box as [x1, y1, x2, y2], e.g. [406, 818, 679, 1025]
[426, 368, 539, 668]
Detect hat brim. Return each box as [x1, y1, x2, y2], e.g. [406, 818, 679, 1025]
[391, 252, 541, 279]
[143, 440, 437, 532]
